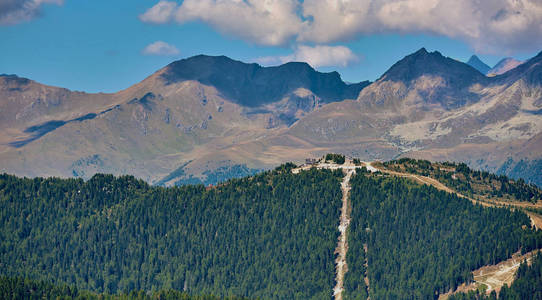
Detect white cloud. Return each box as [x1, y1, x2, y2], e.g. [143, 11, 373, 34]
[139, 0, 177, 24]
[299, 0, 542, 54]
[142, 41, 180, 56]
[141, 0, 542, 54]
[255, 45, 359, 68]
[0, 0, 63, 25]
[141, 0, 302, 46]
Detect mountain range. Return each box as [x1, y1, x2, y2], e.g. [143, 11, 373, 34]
[1, 48, 541, 186]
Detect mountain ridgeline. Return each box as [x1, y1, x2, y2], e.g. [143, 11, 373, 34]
[1, 48, 542, 188]
[162, 55, 369, 107]
[466, 55, 525, 76]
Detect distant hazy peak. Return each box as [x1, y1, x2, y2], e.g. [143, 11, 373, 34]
[494, 51, 542, 86]
[487, 57, 524, 76]
[466, 55, 491, 74]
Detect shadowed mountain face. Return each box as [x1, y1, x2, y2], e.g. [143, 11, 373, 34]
[381, 49, 487, 85]
[466, 55, 491, 74]
[358, 48, 489, 111]
[1, 49, 542, 187]
[161, 55, 369, 107]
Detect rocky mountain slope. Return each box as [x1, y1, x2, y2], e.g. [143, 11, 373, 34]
[0, 49, 541, 186]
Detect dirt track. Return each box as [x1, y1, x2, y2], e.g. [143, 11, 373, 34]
[373, 164, 542, 229]
[333, 169, 354, 300]
[473, 250, 538, 293]
[439, 249, 539, 299]
[292, 161, 372, 299]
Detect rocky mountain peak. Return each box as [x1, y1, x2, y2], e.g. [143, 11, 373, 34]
[0, 74, 31, 87]
[379, 48, 487, 87]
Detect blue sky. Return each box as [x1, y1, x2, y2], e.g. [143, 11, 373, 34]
[1, 0, 541, 93]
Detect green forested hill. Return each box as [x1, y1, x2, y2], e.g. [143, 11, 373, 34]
[2, 163, 542, 299]
[344, 169, 542, 300]
[0, 167, 343, 299]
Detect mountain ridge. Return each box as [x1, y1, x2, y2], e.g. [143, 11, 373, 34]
[161, 54, 369, 107]
[1, 48, 541, 187]
[381, 48, 487, 85]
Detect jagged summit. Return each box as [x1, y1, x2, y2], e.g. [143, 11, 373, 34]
[466, 55, 491, 74]
[0, 74, 31, 86]
[379, 48, 487, 86]
[161, 54, 369, 107]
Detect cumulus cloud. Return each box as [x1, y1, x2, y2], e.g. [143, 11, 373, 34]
[139, 0, 177, 24]
[141, 0, 302, 46]
[255, 45, 359, 68]
[142, 41, 180, 56]
[300, 0, 542, 53]
[141, 0, 542, 54]
[0, 0, 63, 25]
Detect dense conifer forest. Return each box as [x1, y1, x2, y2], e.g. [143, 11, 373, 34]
[2, 161, 542, 299]
[0, 166, 343, 299]
[344, 169, 542, 299]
